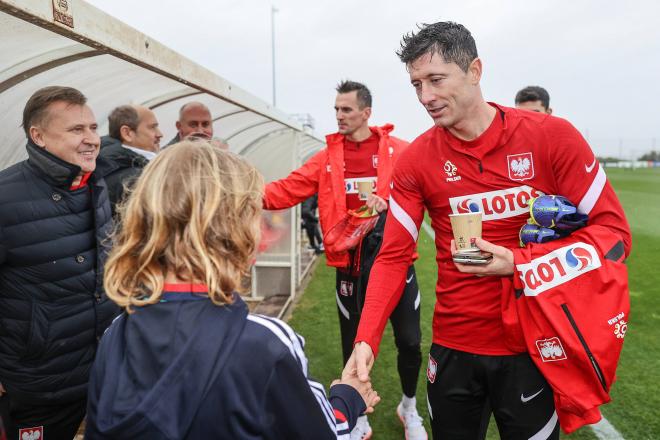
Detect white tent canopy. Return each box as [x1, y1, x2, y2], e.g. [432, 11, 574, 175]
[0, 0, 322, 308]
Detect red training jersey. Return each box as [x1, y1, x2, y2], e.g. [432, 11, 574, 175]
[355, 103, 631, 356]
[343, 133, 379, 210]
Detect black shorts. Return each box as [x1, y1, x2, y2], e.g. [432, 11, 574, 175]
[426, 344, 559, 440]
[0, 393, 86, 440]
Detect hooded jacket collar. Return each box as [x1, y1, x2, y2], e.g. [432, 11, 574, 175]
[26, 140, 83, 188]
[325, 123, 394, 148]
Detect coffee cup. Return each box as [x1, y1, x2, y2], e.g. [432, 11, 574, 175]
[357, 181, 373, 201]
[449, 212, 482, 254]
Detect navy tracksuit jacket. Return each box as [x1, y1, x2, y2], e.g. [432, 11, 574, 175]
[85, 291, 364, 439]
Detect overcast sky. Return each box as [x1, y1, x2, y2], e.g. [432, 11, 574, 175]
[87, 0, 660, 158]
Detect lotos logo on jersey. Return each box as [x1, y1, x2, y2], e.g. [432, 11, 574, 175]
[457, 199, 480, 213]
[516, 243, 601, 296]
[565, 247, 592, 270]
[535, 337, 567, 362]
[449, 186, 544, 220]
[508, 152, 535, 181]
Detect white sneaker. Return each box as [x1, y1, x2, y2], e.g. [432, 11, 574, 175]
[397, 402, 428, 440]
[350, 415, 372, 440]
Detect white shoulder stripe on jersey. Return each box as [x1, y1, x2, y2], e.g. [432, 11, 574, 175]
[257, 314, 308, 375]
[578, 165, 606, 215]
[390, 196, 419, 242]
[247, 315, 338, 435]
[247, 315, 306, 371]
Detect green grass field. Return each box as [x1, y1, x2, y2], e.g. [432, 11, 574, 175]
[287, 167, 660, 439]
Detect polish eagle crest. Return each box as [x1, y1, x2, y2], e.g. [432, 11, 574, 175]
[507, 152, 535, 181]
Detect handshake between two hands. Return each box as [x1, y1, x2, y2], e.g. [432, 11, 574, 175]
[334, 342, 380, 413]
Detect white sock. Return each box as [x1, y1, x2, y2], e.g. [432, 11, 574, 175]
[401, 394, 416, 409]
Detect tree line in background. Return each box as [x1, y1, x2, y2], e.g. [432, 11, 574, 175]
[597, 150, 659, 163]
[637, 151, 660, 161]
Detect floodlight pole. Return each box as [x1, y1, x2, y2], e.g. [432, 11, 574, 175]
[271, 5, 278, 107]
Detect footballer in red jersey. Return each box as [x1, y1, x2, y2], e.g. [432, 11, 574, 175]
[344, 22, 631, 439]
[264, 81, 426, 440]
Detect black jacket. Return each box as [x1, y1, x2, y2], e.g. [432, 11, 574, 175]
[96, 136, 149, 214]
[164, 134, 181, 147]
[0, 142, 118, 405]
[86, 291, 365, 439]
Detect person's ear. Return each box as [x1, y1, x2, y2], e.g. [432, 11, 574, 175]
[120, 125, 134, 143]
[29, 126, 47, 148]
[363, 107, 372, 120]
[546, 107, 553, 115]
[468, 57, 483, 84]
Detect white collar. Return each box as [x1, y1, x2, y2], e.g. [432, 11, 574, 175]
[122, 144, 158, 161]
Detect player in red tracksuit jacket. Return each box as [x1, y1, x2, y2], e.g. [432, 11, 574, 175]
[344, 22, 631, 439]
[264, 81, 426, 440]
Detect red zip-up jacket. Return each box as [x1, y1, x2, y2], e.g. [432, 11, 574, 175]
[505, 225, 630, 433]
[263, 124, 408, 268]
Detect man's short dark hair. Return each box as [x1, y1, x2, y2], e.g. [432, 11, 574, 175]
[515, 86, 550, 110]
[335, 80, 372, 109]
[396, 21, 478, 72]
[108, 105, 139, 141]
[22, 86, 87, 138]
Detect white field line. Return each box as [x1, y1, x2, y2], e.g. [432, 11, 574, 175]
[590, 418, 624, 440]
[420, 220, 435, 240]
[419, 221, 624, 439]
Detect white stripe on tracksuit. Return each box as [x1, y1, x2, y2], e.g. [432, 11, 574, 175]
[578, 165, 607, 215]
[247, 314, 344, 437]
[390, 196, 419, 242]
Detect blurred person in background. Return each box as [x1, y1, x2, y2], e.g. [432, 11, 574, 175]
[515, 85, 553, 114]
[97, 104, 162, 214]
[302, 194, 324, 254]
[165, 101, 214, 146]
